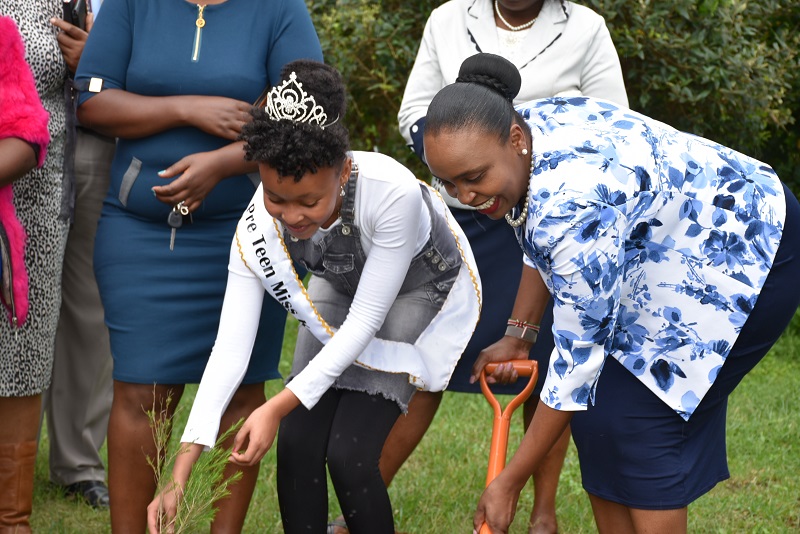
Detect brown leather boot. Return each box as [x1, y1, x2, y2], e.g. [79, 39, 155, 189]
[0, 441, 37, 534]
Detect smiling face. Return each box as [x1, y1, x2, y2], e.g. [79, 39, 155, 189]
[260, 158, 351, 240]
[424, 124, 531, 219]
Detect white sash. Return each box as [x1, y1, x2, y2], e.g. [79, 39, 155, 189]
[234, 181, 482, 391]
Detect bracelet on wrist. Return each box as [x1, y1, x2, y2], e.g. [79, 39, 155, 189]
[505, 323, 539, 344]
[507, 318, 540, 331]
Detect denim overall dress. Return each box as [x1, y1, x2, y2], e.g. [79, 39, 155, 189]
[285, 163, 462, 409]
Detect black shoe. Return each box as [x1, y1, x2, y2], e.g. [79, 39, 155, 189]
[64, 480, 110, 509]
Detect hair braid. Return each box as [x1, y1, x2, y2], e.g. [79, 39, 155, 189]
[455, 73, 515, 102]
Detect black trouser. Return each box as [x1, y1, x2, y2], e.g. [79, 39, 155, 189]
[277, 388, 400, 534]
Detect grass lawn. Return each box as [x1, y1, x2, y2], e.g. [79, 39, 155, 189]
[31, 313, 800, 533]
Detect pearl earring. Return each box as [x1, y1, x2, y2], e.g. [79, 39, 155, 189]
[340, 185, 346, 197]
[521, 148, 529, 156]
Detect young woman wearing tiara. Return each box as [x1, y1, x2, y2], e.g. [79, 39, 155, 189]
[422, 53, 800, 534]
[147, 59, 481, 534]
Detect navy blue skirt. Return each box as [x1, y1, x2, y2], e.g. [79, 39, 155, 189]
[446, 208, 555, 395]
[95, 204, 287, 385]
[571, 184, 800, 508]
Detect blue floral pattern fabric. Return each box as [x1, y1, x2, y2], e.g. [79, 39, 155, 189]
[516, 97, 786, 420]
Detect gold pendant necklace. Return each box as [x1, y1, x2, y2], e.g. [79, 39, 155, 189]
[191, 4, 207, 62]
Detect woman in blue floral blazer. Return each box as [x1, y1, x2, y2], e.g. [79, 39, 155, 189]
[423, 53, 800, 534]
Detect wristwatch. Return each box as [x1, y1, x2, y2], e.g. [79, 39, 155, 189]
[505, 324, 538, 344]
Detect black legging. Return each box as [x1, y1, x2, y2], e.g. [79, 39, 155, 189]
[277, 388, 401, 534]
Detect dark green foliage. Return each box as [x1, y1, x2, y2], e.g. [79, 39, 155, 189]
[306, 0, 439, 179]
[308, 0, 800, 193]
[759, 3, 800, 190]
[587, 0, 800, 193]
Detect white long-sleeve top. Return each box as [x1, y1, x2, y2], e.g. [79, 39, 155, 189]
[399, 0, 628, 135]
[181, 152, 438, 447]
[398, 0, 628, 208]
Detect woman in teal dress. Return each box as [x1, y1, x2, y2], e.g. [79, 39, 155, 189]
[74, 0, 322, 529]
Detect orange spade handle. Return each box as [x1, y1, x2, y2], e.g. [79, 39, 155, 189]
[478, 360, 538, 534]
[483, 360, 537, 378]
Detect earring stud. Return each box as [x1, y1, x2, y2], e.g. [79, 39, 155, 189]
[521, 148, 529, 156]
[340, 185, 346, 197]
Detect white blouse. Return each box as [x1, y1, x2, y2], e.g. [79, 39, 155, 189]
[398, 0, 628, 208]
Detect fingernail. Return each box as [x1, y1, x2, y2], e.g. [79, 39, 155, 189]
[158, 170, 166, 175]
[151, 187, 157, 196]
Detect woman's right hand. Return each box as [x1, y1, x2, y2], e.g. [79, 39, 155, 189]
[147, 480, 184, 534]
[470, 336, 534, 385]
[146, 443, 203, 533]
[184, 96, 253, 140]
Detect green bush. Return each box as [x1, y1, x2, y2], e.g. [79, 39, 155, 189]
[759, 3, 800, 191]
[588, 0, 800, 193]
[306, 0, 438, 179]
[308, 0, 800, 193]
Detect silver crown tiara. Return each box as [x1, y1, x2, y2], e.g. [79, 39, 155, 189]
[264, 72, 338, 129]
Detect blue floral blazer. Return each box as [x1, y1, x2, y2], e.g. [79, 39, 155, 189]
[516, 97, 786, 420]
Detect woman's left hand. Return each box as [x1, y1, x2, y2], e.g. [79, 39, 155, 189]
[152, 151, 225, 213]
[473, 473, 520, 534]
[228, 402, 281, 466]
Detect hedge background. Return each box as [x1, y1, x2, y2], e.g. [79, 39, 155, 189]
[305, 0, 800, 194]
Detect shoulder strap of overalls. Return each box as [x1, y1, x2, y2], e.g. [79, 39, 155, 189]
[339, 159, 359, 224]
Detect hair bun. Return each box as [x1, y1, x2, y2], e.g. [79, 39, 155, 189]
[455, 53, 521, 102]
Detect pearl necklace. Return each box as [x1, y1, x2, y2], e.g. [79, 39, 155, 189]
[505, 153, 535, 228]
[494, 0, 537, 32]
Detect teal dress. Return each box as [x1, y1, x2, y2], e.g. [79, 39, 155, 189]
[75, 0, 322, 383]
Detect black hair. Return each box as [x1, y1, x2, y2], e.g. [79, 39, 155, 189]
[241, 60, 350, 181]
[426, 53, 530, 142]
